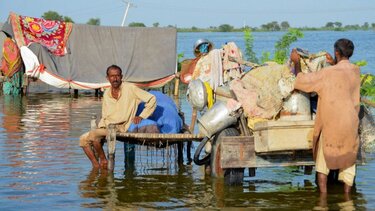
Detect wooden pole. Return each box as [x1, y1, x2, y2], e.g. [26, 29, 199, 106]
[22, 73, 29, 96]
[174, 74, 180, 97]
[107, 124, 116, 171]
[187, 108, 198, 164]
[73, 89, 79, 98]
[90, 115, 99, 160]
[90, 115, 97, 130]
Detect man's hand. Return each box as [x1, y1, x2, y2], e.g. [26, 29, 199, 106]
[132, 116, 143, 124]
[325, 52, 335, 65]
[290, 48, 300, 65]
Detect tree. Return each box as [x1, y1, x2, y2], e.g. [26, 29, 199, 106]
[42, 11, 74, 23]
[325, 22, 334, 28]
[362, 22, 369, 30]
[280, 21, 290, 30]
[334, 22, 342, 28]
[191, 26, 198, 31]
[128, 22, 146, 27]
[261, 21, 281, 31]
[63, 16, 74, 23]
[42, 11, 63, 21]
[87, 18, 100, 25]
[218, 24, 234, 32]
[152, 22, 159, 27]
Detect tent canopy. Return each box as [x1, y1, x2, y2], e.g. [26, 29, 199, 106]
[1, 15, 177, 89]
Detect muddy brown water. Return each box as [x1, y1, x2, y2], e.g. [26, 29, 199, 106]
[0, 93, 374, 210]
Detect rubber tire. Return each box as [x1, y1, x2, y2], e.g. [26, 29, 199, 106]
[210, 127, 244, 185]
[193, 137, 211, 166]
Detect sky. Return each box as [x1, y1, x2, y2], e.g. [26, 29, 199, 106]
[1, 0, 375, 28]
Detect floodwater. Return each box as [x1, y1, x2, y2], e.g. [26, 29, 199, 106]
[0, 93, 374, 210]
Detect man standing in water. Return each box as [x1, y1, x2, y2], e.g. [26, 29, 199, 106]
[291, 38, 360, 193]
[79, 65, 157, 168]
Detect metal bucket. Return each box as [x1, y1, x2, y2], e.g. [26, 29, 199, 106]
[280, 91, 311, 121]
[198, 101, 238, 138]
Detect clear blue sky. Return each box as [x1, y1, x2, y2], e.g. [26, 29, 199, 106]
[1, 0, 374, 28]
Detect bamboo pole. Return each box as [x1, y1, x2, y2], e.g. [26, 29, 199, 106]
[174, 73, 180, 97]
[187, 108, 198, 164]
[107, 124, 116, 171]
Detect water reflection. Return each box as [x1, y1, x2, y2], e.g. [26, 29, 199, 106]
[0, 94, 372, 209]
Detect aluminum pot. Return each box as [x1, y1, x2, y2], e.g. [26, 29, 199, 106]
[198, 101, 238, 138]
[193, 38, 214, 57]
[187, 79, 207, 111]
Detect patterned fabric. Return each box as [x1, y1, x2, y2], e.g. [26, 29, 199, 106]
[192, 49, 223, 91]
[9, 12, 72, 56]
[0, 37, 22, 77]
[2, 69, 23, 95]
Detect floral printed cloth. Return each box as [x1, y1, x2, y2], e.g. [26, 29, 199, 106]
[9, 12, 73, 56]
[1, 37, 22, 77]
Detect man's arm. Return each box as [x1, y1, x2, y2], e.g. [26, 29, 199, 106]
[294, 71, 324, 94]
[131, 85, 156, 121]
[290, 49, 301, 75]
[97, 89, 109, 128]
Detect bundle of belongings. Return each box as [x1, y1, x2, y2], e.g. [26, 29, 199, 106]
[136, 90, 183, 134]
[183, 40, 259, 114]
[230, 49, 330, 128]
[183, 39, 330, 130]
[180, 40, 257, 89]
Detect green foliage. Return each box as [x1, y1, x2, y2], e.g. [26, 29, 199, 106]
[218, 24, 234, 32]
[243, 28, 259, 63]
[261, 21, 281, 31]
[63, 16, 74, 23]
[128, 22, 146, 27]
[354, 60, 368, 67]
[41, 11, 73, 23]
[87, 18, 100, 25]
[242, 28, 303, 64]
[42, 11, 63, 21]
[153, 22, 159, 27]
[280, 21, 290, 30]
[273, 28, 304, 64]
[260, 51, 271, 64]
[360, 74, 375, 102]
[177, 53, 184, 72]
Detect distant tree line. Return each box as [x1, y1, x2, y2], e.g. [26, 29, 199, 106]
[176, 21, 375, 32]
[41, 11, 100, 25]
[40, 11, 375, 32]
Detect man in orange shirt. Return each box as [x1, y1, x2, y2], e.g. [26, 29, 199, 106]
[292, 39, 360, 193]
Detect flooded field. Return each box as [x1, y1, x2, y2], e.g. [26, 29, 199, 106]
[0, 94, 374, 210]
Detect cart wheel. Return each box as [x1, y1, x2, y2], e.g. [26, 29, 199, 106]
[211, 127, 244, 185]
[193, 137, 210, 165]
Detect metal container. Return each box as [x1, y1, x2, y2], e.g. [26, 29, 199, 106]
[193, 38, 214, 57]
[187, 79, 207, 111]
[198, 101, 238, 138]
[280, 91, 311, 121]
